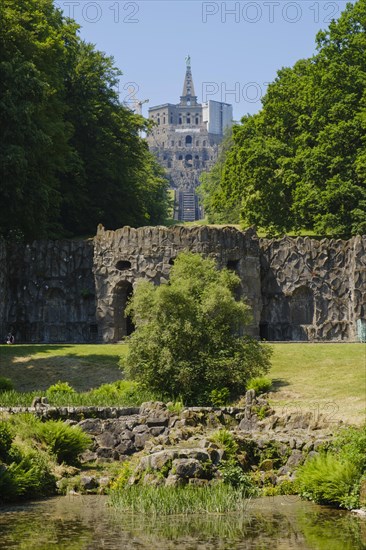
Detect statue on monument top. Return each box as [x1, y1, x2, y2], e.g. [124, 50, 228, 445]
[185, 55, 191, 67]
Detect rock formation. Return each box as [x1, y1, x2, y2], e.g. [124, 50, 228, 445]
[0, 226, 364, 342]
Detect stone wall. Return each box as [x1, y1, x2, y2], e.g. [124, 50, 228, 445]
[94, 224, 262, 342]
[0, 397, 337, 489]
[0, 226, 364, 343]
[5, 239, 97, 343]
[260, 235, 366, 341]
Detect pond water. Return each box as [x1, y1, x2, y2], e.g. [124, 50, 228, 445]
[0, 495, 365, 550]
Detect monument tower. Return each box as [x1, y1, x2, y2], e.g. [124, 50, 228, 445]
[146, 57, 233, 221]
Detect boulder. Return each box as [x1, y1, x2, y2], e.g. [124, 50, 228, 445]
[172, 458, 203, 479]
[96, 432, 116, 449]
[78, 418, 103, 435]
[286, 450, 305, 468]
[80, 476, 98, 491]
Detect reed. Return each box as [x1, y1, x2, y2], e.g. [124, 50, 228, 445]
[109, 483, 250, 515]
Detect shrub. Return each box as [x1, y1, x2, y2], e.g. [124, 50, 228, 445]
[209, 429, 238, 460]
[297, 425, 366, 509]
[0, 376, 14, 392]
[0, 421, 13, 461]
[218, 461, 256, 492]
[0, 450, 55, 501]
[6, 413, 42, 442]
[36, 420, 91, 465]
[296, 453, 360, 509]
[331, 425, 366, 472]
[210, 388, 230, 407]
[123, 252, 272, 405]
[90, 380, 156, 405]
[46, 381, 75, 396]
[166, 400, 184, 415]
[246, 377, 272, 395]
[111, 460, 135, 492]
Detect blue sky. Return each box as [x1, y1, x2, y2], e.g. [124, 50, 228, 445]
[55, 1, 349, 120]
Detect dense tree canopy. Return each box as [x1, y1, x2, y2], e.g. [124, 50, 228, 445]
[122, 252, 271, 405]
[199, 0, 366, 236]
[0, 0, 169, 241]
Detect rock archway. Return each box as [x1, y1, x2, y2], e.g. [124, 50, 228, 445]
[112, 281, 134, 341]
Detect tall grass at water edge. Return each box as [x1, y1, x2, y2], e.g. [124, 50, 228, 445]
[109, 483, 250, 515]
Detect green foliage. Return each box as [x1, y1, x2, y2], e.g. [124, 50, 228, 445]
[0, 421, 13, 461]
[46, 381, 76, 396]
[331, 425, 366, 472]
[296, 453, 360, 509]
[218, 461, 256, 492]
[210, 388, 230, 407]
[197, 129, 238, 224]
[166, 401, 184, 415]
[89, 380, 157, 405]
[6, 413, 42, 442]
[209, 429, 239, 460]
[246, 377, 272, 395]
[296, 424, 366, 509]
[123, 252, 272, 404]
[109, 483, 250, 515]
[252, 404, 270, 420]
[111, 460, 135, 492]
[0, 450, 56, 501]
[0, 377, 14, 392]
[0, 0, 169, 240]
[0, 381, 157, 408]
[36, 420, 91, 465]
[201, 0, 366, 236]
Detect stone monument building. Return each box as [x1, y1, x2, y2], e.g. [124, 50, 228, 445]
[146, 57, 232, 221]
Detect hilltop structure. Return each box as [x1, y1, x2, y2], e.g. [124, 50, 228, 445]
[146, 57, 232, 221]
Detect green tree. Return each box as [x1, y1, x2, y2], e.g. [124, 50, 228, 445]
[122, 252, 271, 405]
[0, 0, 169, 241]
[202, 0, 366, 236]
[198, 129, 239, 224]
[60, 40, 169, 236]
[0, 0, 73, 239]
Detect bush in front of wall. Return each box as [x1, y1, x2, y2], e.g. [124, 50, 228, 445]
[36, 420, 92, 465]
[0, 377, 14, 392]
[46, 381, 76, 397]
[0, 421, 13, 461]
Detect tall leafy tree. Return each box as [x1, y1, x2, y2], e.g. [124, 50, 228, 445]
[0, 0, 72, 239]
[201, 0, 366, 236]
[0, 0, 169, 241]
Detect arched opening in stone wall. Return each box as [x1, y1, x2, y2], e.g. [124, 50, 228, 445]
[185, 135, 192, 145]
[289, 286, 314, 325]
[112, 281, 134, 340]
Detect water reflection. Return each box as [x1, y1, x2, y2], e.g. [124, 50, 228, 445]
[0, 495, 365, 549]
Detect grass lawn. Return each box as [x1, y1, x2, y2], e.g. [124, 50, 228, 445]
[0, 342, 364, 425]
[268, 343, 366, 426]
[0, 344, 128, 392]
